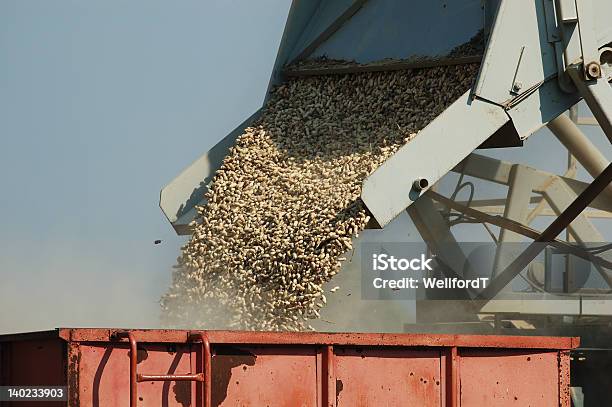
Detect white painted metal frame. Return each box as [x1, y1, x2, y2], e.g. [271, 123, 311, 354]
[362, 0, 612, 227]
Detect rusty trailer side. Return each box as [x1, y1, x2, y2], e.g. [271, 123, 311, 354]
[0, 328, 578, 406]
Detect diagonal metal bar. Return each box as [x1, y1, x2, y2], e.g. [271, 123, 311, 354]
[426, 191, 612, 281]
[284, 55, 482, 77]
[526, 161, 577, 224]
[474, 162, 612, 300]
[290, 0, 370, 64]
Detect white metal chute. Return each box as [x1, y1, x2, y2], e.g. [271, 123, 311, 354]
[361, 90, 510, 228]
[159, 0, 488, 234]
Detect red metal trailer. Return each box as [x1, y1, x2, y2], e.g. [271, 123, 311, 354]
[0, 328, 578, 406]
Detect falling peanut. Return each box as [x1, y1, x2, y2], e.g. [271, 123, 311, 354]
[160, 59, 479, 331]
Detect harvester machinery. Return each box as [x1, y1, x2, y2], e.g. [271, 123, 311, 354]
[160, 1, 612, 404]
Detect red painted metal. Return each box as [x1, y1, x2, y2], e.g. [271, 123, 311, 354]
[322, 345, 334, 407]
[0, 328, 578, 406]
[111, 330, 211, 407]
[460, 349, 561, 405]
[113, 331, 137, 407]
[188, 331, 212, 407]
[76, 340, 192, 406]
[137, 374, 205, 381]
[445, 346, 459, 407]
[334, 347, 442, 406]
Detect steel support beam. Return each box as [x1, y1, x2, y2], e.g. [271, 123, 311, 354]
[543, 178, 612, 288]
[547, 114, 612, 200]
[544, 179, 604, 243]
[453, 153, 612, 213]
[407, 196, 469, 282]
[476, 162, 612, 300]
[427, 191, 612, 271]
[567, 64, 612, 143]
[492, 165, 536, 281]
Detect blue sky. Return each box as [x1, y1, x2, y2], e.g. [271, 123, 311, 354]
[0, 0, 291, 332]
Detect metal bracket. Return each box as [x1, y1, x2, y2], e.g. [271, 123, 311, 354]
[567, 64, 612, 142]
[510, 46, 527, 95]
[574, 0, 601, 79]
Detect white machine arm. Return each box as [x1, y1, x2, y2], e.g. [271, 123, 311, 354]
[361, 92, 509, 228]
[361, 0, 612, 227]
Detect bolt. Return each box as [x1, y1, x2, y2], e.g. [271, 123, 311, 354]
[512, 82, 522, 93]
[413, 178, 429, 191]
[586, 62, 601, 79]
